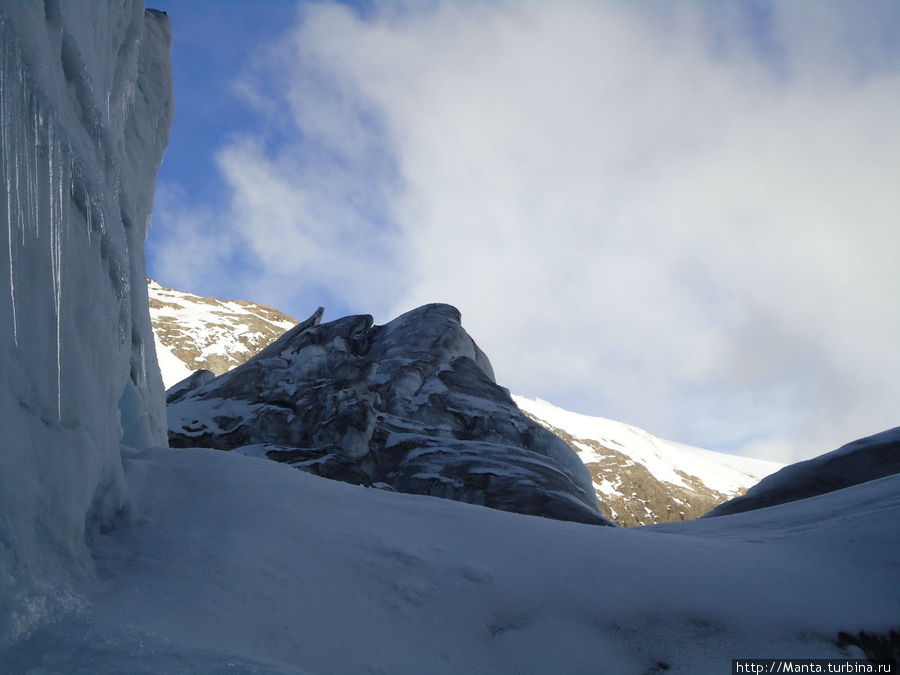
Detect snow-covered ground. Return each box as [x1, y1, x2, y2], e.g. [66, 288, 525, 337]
[514, 396, 782, 495]
[3, 444, 897, 673]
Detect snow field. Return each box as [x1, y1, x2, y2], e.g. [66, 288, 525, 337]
[4, 445, 892, 673]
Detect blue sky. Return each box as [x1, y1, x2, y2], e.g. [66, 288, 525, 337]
[146, 0, 900, 463]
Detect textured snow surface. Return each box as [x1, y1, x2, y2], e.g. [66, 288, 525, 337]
[2, 446, 896, 673]
[514, 396, 782, 495]
[0, 0, 171, 647]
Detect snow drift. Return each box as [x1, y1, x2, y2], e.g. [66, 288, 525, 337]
[0, 1, 171, 645]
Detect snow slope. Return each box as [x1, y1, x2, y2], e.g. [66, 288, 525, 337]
[0, 1, 171, 646]
[153, 334, 194, 388]
[3, 445, 896, 673]
[514, 396, 783, 525]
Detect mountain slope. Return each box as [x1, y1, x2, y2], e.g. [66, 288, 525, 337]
[514, 396, 783, 526]
[149, 279, 297, 386]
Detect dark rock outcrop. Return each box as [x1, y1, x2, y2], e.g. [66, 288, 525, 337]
[703, 426, 900, 518]
[168, 303, 613, 526]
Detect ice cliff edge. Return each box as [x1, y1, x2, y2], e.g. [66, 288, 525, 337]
[0, 1, 172, 644]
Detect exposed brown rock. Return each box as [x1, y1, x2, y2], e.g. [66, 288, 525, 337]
[520, 413, 746, 527]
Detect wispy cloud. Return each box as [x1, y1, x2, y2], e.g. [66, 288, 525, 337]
[152, 0, 900, 462]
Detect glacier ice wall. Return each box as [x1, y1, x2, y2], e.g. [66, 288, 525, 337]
[0, 1, 171, 645]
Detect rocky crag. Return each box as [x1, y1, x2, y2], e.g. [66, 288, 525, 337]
[167, 304, 613, 526]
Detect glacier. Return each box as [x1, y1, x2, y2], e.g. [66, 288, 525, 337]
[0, 1, 171, 646]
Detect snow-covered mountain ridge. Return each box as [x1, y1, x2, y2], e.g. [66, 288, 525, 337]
[514, 396, 783, 525]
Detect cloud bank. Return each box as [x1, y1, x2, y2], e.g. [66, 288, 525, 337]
[150, 0, 900, 462]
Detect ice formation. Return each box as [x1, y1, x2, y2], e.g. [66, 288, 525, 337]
[0, 2, 171, 645]
[168, 304, 611, 526]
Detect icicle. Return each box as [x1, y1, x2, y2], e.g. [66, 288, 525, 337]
[85, 192, 92, 245]
[46, 112, 67, 421]
[20, 65, 27, 248]
[2, 27, 17, 346]
[35, 109, 42, 239]
[122, 77, 137, 125]
[11, 118, 21, 349]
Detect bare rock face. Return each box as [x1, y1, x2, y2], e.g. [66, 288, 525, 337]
[168, 304, 612, 526]
[704, 426, 900, 518]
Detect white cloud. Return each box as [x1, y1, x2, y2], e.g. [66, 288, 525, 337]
[148, 181, 247, 298]
[154, 0, 900, 463]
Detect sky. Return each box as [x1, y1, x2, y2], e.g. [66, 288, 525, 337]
[146, 0, 900, 464]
